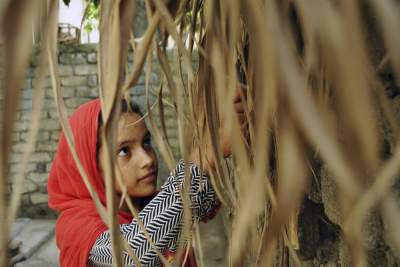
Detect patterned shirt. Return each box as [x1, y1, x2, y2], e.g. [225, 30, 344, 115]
[88, 160, 218, 267]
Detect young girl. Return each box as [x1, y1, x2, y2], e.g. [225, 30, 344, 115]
[47, 97, 244, 266]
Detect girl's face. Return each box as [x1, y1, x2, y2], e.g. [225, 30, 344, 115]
[99, 113, 158, 198]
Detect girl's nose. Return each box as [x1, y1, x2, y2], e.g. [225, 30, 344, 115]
[138, 147, 155, 169]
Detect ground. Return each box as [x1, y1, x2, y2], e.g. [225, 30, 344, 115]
[10, 212, 227, 266]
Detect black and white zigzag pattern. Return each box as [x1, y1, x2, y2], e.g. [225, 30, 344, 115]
[88, 160, 218, 267]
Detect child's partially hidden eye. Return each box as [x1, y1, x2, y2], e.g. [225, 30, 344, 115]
[143, 135, 152, 147]
[118, 147, 130, 157]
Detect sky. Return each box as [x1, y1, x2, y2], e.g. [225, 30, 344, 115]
[59, 0, 99, 43]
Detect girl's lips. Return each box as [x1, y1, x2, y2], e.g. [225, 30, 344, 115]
[139, 171, 157, 183]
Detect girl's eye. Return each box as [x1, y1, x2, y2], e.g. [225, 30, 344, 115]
[143, 136, 152, 147]
[118, 147, 130, 157]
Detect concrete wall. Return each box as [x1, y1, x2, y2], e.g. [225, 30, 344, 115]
[8, 44, 183, 218]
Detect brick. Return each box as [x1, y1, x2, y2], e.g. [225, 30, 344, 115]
[28, 172, 48, 183]
[74, 53, 87, 64]
[50, 131, 61, 141]
[37, 131, 50, 142]
[21, 89, 33, 99]
[38, 184, 48, 193]
[47, 110, 59, 119]
[58, 52, 88, 64]
[65, 98, 92, 109]
[9, 153, 23, 164]
[41, 99, 56, 109]
[87, 74, 98, 87]
[36, 142, 57, 152]
[87, 52, 97, 63]
[20, 131, 50, 142]
[45, 88, 53, 98]
[60, 76, 87, 87]
[20, 110, 47, 120]
[41, 110, 50, 119]
[12, 143, 27, 153]
[40, 119, 59, 131]
[66, 108, 75, 116]
[19, 99, 32, 110]
[62, 86, 76, 98]
[59, 53, 74, 64]
[58, 65, 73, 76]
[74, 65, 97, 75]
[36, 162, 47, 173]
[8, 163, 37, 174]
[22, 181, 38, 194]
[30, 152, 51, 162]
[20, 194, 32, 206]
[14, 121, 30, 131]
[45, 87, 75, 98]
[30, 193, 48, 204]
[76, 86, 98, 97]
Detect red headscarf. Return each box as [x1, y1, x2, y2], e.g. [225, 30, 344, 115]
[47, 99, 132, 267]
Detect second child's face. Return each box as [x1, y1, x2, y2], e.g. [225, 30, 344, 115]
[100, 113, 158, 198]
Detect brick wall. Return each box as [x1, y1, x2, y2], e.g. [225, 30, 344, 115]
[8, 44, 185, 217]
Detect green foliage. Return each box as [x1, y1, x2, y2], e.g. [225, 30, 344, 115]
[82, 2, 99, 35]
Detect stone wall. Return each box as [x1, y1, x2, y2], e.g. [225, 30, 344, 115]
[8, 44, 183, 217]
[5, 39, 400, 266]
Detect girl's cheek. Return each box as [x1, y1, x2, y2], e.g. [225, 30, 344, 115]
[118, 159, 135, 184]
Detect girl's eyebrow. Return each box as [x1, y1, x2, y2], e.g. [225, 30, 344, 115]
[118, 130, 151, 147]
[117, 139, 135, 149]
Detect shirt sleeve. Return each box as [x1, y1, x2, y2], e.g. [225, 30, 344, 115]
[88, 160, 219, 267]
